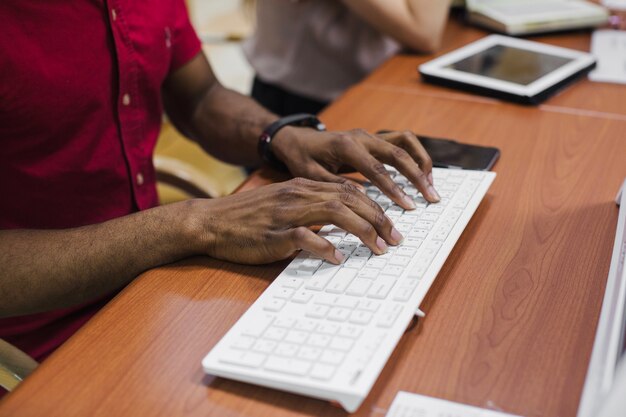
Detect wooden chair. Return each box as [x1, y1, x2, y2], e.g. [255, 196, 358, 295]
[155, 122, 247, 204]
[0, 339, 38, 392]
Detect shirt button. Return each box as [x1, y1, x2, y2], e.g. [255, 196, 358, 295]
[122, 93, 131, 106]
[136, 173, 144, 186]
[111, 9, 117, 21]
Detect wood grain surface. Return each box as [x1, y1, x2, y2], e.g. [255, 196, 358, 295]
[2, 18, 626, 417]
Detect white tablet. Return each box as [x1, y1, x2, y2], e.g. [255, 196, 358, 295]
[419, 35, 596, 104]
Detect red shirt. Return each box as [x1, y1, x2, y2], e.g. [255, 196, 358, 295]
[0, 0, 201, 362]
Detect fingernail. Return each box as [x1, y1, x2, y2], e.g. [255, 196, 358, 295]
[402, 195, 416, 210]
[334, 249, 345, 264]
[428, 172, 434, 186]
[376, 236, 388, 253]
[390, 227, 404, 245]
[428, 185, 441, 202]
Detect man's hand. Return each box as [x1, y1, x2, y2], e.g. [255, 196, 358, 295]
[193, 177, 404, 265]
[271, 127, 440, 211]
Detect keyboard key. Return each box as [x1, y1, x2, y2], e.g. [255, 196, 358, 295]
[395, 223, 412, 233]
[285, 330, 309, 344]
[322, 235, 342, 245]
[325, 268, 358, 293]
[409, 229, 429, 239]
[306, 304, 329, 319]
[297, 346, 323, 361]
[404, 237, 423, 247]
[274, 287, 295, 300]
[357, 299, 381, 312]
[330, 336, 354, 351]
[353, 247, 372, 258]
[305, 263, 338, 291]
[397, 246, 417, 257]
[319, 349, 345, 365]
[291, 290, 313, 304]
[231, 335, 256, 350]
[335, 297, 358, 309]
[294, 319, 318, 332]
[349, 310, 373, 325]
[263, 298, 286, 312]
[377, 311, 401, 328]
[301, 257, 324, 273]
[273, 317, 296, 328]
[241, 315, 273, 337]
[310, 364, 336, 381]
[344, 258, 367, 269]
[327, 307, 351, 322]
[263, 327, 287, 341]
[337, 242, 358, 254]
[377, 304, 403, 328]
[342, 234, 361, 243]
[393, 281, 419, 302]
[282, 277, 304, 290]
[346, 278, 372, 297]
[308, 334, 332, 348]
[415, 220, 434, 230]
[252, 339, 277, 353]
[339, 325, 364, 338]
[275, 342, 299, 357]
[368, 279, 396, 299]
[383, 265, 404, 277]
[316, 323, 339, 335]
[389, 255, 411, 267]
[357, 267, 379, 280]
[366, 258, 387, 269]
[265, 357, 312, 376]
[426, 205, 444, 214]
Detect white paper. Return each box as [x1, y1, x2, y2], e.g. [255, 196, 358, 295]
[386, 391, 524, 417]
[588, 30, 626, 84]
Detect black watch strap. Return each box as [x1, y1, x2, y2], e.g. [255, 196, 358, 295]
[258, 113, 326, 172]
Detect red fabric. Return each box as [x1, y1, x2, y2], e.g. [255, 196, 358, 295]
[0, 0, 201, 362]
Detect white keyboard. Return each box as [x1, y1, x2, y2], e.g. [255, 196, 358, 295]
[202, 167, 496, 412]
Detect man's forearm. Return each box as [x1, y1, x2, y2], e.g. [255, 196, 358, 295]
[163, 53, 279, 167]
[189, 83, 277, 166]
[0, 201, 200, 318]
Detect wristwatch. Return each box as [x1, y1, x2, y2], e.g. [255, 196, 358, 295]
[258, 113, 326, 172]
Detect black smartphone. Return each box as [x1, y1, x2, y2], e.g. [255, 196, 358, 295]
[378, 131, 500, 171]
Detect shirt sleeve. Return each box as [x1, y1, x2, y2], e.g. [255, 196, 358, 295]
[169, 0, 202, 72]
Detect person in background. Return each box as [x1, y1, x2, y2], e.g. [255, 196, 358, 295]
[244, 0, 452, 116]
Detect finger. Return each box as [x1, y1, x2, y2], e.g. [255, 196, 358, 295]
[378, 131, 434, 185]
[335, 134, 416, 210]
[289, 179, 402, 245]
[300, 162, 367, 193]
[295, 200, 392, 255]
[373, 141, 440, 204]
[288, 227, 345, 264]
[326, 182, 403, 245]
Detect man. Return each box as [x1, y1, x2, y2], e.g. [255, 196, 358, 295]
[0, 0, 439, 365]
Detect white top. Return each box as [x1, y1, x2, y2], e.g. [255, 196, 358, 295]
[243, 0, 400, 102]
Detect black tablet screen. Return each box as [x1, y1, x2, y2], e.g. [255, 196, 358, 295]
[446, 45, 574, 85]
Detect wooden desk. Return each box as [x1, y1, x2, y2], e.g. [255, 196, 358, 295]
[2, 80, 625, 417]
[363, 17, 626, 119]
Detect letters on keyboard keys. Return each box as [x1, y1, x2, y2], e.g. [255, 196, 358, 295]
[203, 167, 496, 413]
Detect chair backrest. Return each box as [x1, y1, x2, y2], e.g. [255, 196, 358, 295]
[0, 339, 38, 392]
